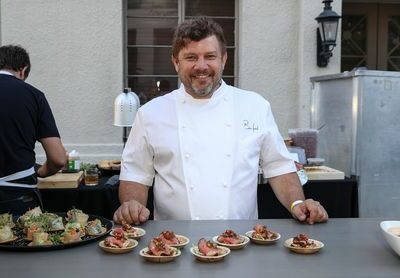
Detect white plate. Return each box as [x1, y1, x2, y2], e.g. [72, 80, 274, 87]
[380, 221, 400, 256]
[245, 230, 281, 245]
[139, 247, 181, 263]
[284, 238, 324, 254]
[99, 239, 138, 254]
[212, 235, 249, 249]
[190, 245, 231, 262]
[111, 227, 146, 240]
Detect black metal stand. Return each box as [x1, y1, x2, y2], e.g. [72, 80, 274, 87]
[122, 127, 130, 148]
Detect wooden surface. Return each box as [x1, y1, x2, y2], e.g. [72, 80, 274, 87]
[38, 171, 83, 189]
[305, 166, 345, 180]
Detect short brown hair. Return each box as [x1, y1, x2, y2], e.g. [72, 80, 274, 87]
[0, 45, 31, 77]
[172, 16, 227, 58]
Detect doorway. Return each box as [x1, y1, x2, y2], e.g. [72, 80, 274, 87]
[341, 3, 400, 71]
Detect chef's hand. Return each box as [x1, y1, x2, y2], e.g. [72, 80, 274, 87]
[113, 200, 150, 225]
[291, 199, 328, 224]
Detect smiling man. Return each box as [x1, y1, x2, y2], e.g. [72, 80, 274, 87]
[114, 17, 328, 225]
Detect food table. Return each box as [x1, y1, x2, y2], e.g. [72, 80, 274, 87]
[39, 176, 358, 220]
[0, 218, 399, 277]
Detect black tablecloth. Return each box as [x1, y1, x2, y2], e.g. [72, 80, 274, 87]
[40, 175, 120, 220]
[40, 176, 358, 220]
[257, 179, 359, 218]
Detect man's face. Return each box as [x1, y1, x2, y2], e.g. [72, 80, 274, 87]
[172, 35, 227, 99]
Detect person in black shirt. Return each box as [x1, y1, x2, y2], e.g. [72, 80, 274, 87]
[0, 45, 66, 215]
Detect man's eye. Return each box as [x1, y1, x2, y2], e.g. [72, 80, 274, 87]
[206, 55, 217, 60]
[184, 56, 197, 62]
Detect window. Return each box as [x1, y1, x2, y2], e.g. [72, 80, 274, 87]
[125, 0, 237, 104]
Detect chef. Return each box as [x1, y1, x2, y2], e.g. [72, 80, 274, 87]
[0, 45, 66, 215]
[114, 17, 328, 224]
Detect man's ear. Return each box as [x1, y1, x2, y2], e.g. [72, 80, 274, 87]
[222, 51, 228, 70]
[171, 56, 179, 73]
[19, 66, 29, 80]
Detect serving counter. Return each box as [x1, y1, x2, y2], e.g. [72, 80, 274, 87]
[0, 218, 398, 278]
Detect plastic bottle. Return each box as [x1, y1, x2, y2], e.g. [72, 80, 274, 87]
[68, 150, 81, 171]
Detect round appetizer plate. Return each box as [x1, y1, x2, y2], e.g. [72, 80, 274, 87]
[0, 236, 18, 244]
[190, 246, 231, 262]
[98, 238, 138, 254]
[283, 238, 324, 254]
[139, 247, 181, 263]
[169, 235, 190, 248]
[245, 230, 281, 245]
[111, 227, 146, 240]
[212, 235, 249, 250]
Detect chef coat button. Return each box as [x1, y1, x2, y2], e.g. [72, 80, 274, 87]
[185, 153, 190, 159]
[225, 123, 231, 127]
[223, 97, 228, 101]
[226, 153, 231, 157]
[182, 99, 186, 104]
[223, 182, 228, 188]
[189, 185, 195, 190]
[195, 216, 200, 220]
[182, 124, 186, 129]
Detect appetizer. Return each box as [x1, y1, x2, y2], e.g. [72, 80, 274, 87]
[103, 236, 130, 248]
[290, 233, 317, 248]
[17, 206, 42, 228]
[66, 208, 89, 226]
[62, 227, 82, 243]
[44, 213, 64, 231]
[148, 237, 174, 256]
[0, 226, 15, 242]
[26, 223, 44, 241]
[85, 219, 105, 236]
[119, 221, 144, 238]
[103, 229, 130, 248]
[29, 232, 52, 246]
[217, 229, 245, 244]
[159, 230, 180, 245]
[0, 213, 15, 228]
[198, 238, 226, 256]
[64, 222, 85, 237]
[251, 224, 279, 240]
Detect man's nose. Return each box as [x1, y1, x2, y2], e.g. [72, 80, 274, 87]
[193, 57, 208, 69]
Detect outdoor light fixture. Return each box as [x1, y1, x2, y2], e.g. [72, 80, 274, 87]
[315, 0, 341, 67]
[114, 88, 140, 147]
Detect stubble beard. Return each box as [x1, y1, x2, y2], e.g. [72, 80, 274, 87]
[184, 71, 222, 98]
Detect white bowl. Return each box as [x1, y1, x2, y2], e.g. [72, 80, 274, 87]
[380, 221, 400, 256]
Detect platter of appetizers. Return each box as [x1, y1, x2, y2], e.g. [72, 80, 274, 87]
[0, 207, 112, 251]
[245, 224, 281, 245]
[212, 229, 249, 250]
[139, 237, 181, 263]
[190, 238, 231, 262]
[284, 233, 324, 254]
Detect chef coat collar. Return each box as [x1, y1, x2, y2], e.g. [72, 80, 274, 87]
[178, 80, 228, 102]
[0, 70, 14, 76]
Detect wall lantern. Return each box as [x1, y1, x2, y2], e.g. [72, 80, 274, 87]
[315, 0, 341, 67]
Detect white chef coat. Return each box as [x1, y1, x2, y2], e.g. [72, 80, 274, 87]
[120, 81, 296, 220]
